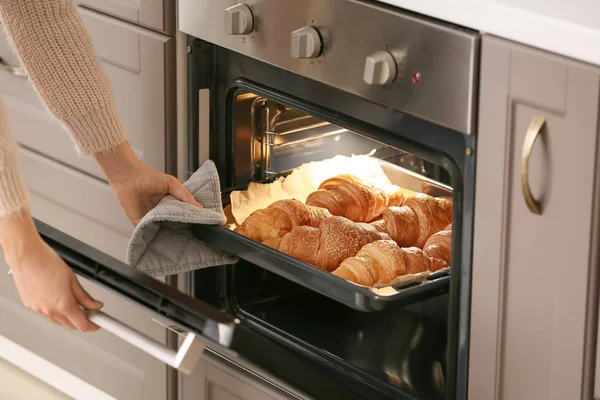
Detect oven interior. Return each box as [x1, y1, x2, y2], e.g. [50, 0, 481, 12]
[202, 90, 458, 399]
[231, 91, 452, 190]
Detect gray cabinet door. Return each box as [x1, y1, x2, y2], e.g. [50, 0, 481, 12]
[0, 255, 168, 400]
[0, 7, 176, 180]
[470, 35, 600, 400]
[77, 0, 175, 34]
[180, 355, 297, 400]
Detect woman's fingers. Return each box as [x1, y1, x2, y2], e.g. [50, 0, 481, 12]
[65, 301, 100, 332]
[72, 279, 103, 310]
[53, 314, 77, 330]
[167, 176, 202, 208]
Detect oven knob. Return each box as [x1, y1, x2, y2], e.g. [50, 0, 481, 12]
[363, 50, 398, 85]
[225, 4, 254, 35]
[291, 26, 322, 59]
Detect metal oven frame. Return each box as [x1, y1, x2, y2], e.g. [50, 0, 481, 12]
[186, 35, 478, 399]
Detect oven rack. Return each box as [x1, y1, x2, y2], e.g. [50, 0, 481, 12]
[192, 224, 450, 312]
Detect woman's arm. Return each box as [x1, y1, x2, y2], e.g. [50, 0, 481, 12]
[0, 100, 28, 217]
[0, 0, 200, 331]
[0, 0, 126, 155]
[0, 100, 101, 331]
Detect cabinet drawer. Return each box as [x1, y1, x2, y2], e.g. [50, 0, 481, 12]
[77, 0, 175, 34]
[205, 358, 293, 400]
[181, 354, 300, 400]
[20, 146, 131, 261]
[1, 149, 169, 399]
[0, 7, 175, 180]
[0, 255, 168, 400]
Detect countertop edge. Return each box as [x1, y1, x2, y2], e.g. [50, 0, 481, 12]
[378, 0, 600, 67]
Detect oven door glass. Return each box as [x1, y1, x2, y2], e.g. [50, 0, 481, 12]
[35, 219, 370, 399]
[34, 219, 236, 367]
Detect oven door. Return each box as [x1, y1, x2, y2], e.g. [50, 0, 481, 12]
[33, 219, 366, 399]
[32, 219, 236, 374]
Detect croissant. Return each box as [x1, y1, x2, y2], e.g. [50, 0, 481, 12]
[234, 199, 332, 242]
[370, 219, 387, 233]
[306, 175, 388, 222]
[263, 216, 390, 272]
[383, 184, 417, 207]
[307, 205, 333, 227]
[381, 193, 452, 248]
[332, 240, 448, 286]
[422, 224, 452, 264]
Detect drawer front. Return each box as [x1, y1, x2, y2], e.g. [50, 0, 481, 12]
[181, 354, 300, 400]
[20, 147, 131, 261]
[0, 7, 176, 180]
[77, 0, 175, 34]
[205, 361, 287, 400]
[0, 148, 169, 399]
[0, 255, 168, 400]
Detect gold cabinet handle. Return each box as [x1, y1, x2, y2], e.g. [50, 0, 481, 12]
[0, 56, 26, 77]
[521, 116, 546, 215]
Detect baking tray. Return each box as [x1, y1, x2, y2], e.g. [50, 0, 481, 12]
[194, 160, 452, 312]
[193, 225, 450, 312]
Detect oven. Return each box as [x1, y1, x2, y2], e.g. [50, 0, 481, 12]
[30, 1, 478, 399]
[181, 1, 478, 399]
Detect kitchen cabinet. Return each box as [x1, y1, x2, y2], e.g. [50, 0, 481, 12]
[77, 0, 176, 35]
[0, 7, 176, 181]
[20, 146, 132, 260]
[470, 35, 600, 400]
[0, 255, 168, 400]
[180, 354, 296, 400]
[0, 5, 177, 400]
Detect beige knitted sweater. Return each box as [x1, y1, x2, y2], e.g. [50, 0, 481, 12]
[0, 0, 127, 217]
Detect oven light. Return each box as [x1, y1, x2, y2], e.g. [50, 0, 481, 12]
[412, 72, 422, 84]
[334, 135, 341, 142]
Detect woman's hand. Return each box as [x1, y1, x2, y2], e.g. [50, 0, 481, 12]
[96, 143, 201, 226]
[0, 212, 102, 331]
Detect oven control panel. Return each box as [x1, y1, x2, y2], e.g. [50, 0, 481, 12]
[180, 0, 479, 135]
[291, 26, 322, 59]
[363, 50, 398, 85]
[224, 3, 254, 35]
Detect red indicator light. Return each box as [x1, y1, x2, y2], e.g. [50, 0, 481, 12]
[412, 72, 422, 84]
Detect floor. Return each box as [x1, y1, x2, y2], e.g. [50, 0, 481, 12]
[0, 359, 71, 400]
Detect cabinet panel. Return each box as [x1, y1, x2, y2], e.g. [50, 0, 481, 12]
[206, 362, 281, 400]
[0, 7, 175, 180]
[77, 0, 176, 34]
[470, 35, 600, 400]
[0, 255, 167, 400]
[180, 355, 296, 400]
[20, 147, 131, 260]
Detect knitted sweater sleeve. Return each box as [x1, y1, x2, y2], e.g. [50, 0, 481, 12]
[0, 99, 28, 217]
[0, 0, 128, 218]
[0, 0, 127, 154]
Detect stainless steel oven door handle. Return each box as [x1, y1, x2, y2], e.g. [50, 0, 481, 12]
[0, 57, 27, 77]
[87, 310, 205, 375]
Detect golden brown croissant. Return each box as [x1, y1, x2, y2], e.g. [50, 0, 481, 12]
[332, 240, 448, 286]
[262, 216, 390, 272]
[369, 219, 387, 233]
[305, 175, 388, 222]
[234, 199, 331, 242]
[307, 205, 333, 227]
[383, 185, 417, 207]
[381, 193, 452, 248]
[422, 223, 452, 264]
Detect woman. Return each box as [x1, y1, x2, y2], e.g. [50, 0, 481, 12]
[0, 1, 201, 331]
